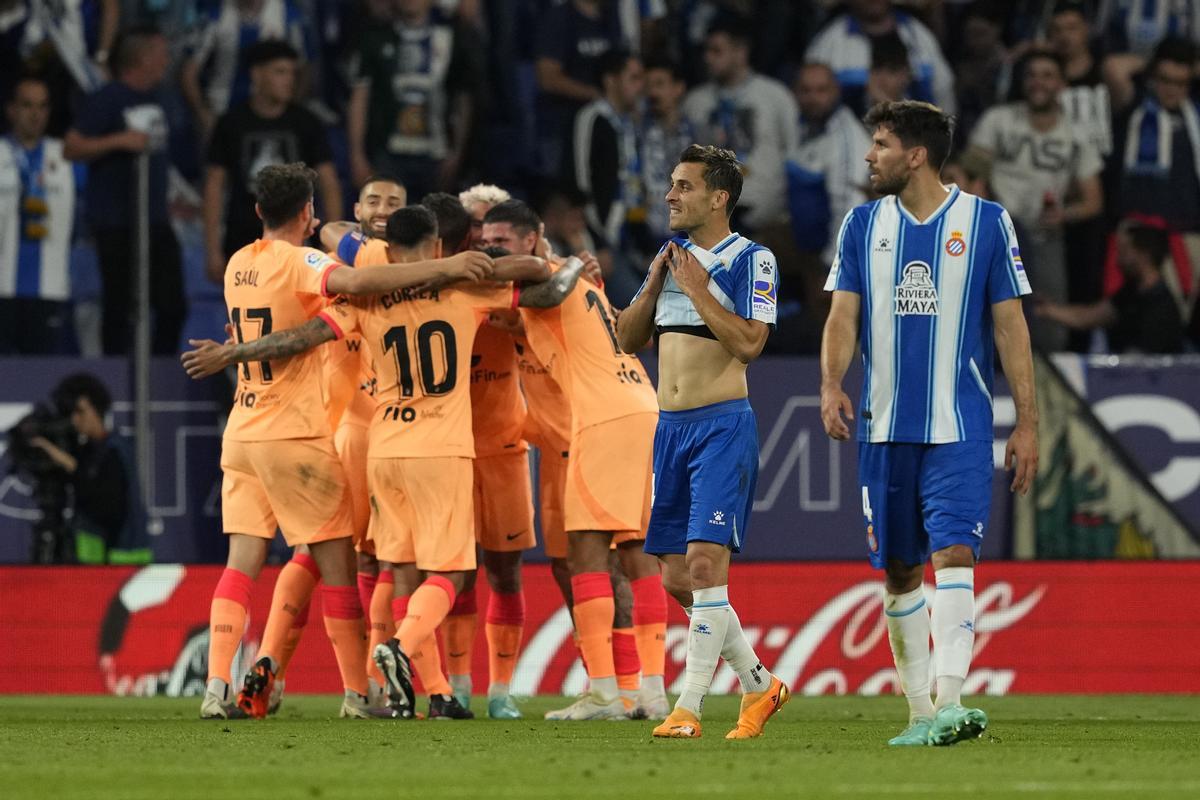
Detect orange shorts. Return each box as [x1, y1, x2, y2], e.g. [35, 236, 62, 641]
[367, 456, 476, 572]
[564, 412, 656, 540]
[538, 445, 569, 559]
[334, 421, 373, 554]
[220, 437, 353, 546]
[473, 449, 535, 552]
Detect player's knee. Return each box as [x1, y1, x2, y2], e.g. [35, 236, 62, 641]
[883, 560, 924, 594]
[355, 551, 378, 576]
[483, 551, 522, 594]
[661, 571, 692, 603]
[931, 545, 975, 570]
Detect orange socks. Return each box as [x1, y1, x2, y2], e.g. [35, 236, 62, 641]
[276, 600, 309, 681]
[631, 574, 668, 680]
[391, 594, 451, 696]
[613, 627, 641, 692]
[485, 590, 525, 690]
[395, 575, 457, 655]
[322, 584, 369, 697]
[442, 587, 477, 679]
[208, 568, 253, 684]
[368, 571, 395, 687]
[264, 553, 320, 678]
[571, 572, 616, 681]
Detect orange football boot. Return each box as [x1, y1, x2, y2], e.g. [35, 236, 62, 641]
[652, 707, 702, 738]
[725, 675, 790, 739]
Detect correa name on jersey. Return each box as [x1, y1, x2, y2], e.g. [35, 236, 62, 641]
[824, 186, 1031, 445]
[380, 287, 441, 308]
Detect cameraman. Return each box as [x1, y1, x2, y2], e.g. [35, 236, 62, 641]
[29, 374, 145, 563]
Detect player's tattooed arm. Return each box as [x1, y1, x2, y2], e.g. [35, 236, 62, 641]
[517, 255, 587, 308]
[180, 317, 336, 379]
[491, 255, 551, 283]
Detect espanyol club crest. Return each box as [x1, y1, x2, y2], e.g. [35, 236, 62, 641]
[866, 524, 879, 554]
[945, 231, 966, 257]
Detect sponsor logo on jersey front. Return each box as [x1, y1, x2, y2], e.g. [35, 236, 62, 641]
[894, 261, 939, 316]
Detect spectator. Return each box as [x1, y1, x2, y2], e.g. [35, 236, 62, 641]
[866, 31, 914, 107]
[953, 1, 1008, 142]
[788, 61, 871, 289]
[536, 184, 602, 260]
[0, 75, 76, 353]
[805, 0, 956, 117]
[969, 49, 1104, 352]
[640, 57, 694, 245]
[348, 0, 484, 199]
[941, 149, 992, 198]
[570, 49, 644, 256]
[65, 25, 186, 356]
[459, 182, 511, 249]
[180, 0, 310, 137]
[1051, 1, 1112, 158]
[682, 16, 799, 234]
[1108, 38, 1200, 236]
[202, 40, 340, 284]
[615, 0, 668, 55]
[1099, 0, 1200, 60]
[534, 0, 623, 177]
[1049, 0, 1113, 351]
[1036, 220, 1185, 354]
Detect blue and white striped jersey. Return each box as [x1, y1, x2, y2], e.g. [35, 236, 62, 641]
[824, 187, 1031, 444]
[635, 233, 778, 332]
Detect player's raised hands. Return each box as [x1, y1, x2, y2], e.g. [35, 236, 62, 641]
[665, 241, 709, 297]
[576, 250, 603, 285]
[820, 383, 855, 441]
[1005, 422, 1038, 495]
[181, 339, 230, 379]
[442, 250, 495, 282]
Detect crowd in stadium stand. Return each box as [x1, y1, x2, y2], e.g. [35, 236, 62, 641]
[2, 0, 1199, 357]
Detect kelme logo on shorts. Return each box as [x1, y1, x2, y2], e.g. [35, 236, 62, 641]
[708, 510, 726, 526]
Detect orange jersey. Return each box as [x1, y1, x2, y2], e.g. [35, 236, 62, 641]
[470, 323, 528, 457]
[519, 274, 656, 432]
[322, 235, 389, 429]
[323, 283, 520, 458]
[514, 333, 571, 452]
[222, 239, 341, 442]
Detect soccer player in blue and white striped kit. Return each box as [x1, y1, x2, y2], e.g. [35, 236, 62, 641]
[821, 101, 1039, 746]
[618, 144, 788, 739]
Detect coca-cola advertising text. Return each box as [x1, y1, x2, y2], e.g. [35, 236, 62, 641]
[2, 562, 1196, 695]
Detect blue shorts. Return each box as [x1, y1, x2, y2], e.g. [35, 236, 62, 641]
[644, 398, 758, 556]
[858, 440, 993, 569]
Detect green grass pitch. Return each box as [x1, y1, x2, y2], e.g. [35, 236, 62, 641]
[1, 695, 1198, 799]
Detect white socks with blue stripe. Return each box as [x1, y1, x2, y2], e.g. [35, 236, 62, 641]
[884, 586, 935, 721]
[932, 567, 975, 710]
[675, 586, 731, 716]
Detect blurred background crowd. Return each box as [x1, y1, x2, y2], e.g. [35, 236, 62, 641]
[3, 0, 1200, 358]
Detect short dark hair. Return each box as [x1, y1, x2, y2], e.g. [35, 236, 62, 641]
[677, 144, 744, 216]
[111, 25, 164, 76]
[483, 199, 542, 236]
[246, 39, 299, 70]
[1149, 36, 1198, 73]
[643, 56, 684, 83]
[385, 205, 439, 248]
[6, 73, 49, 105]
[870, 32, 910, 73]
[598, 48, 637, 82]
[421, 192, 472, 253]
[863, 100, 955, 172]
[361, 174, 405, 192]
[1022, 47, 1066, 80]
[1050, 0, 1088, 20]
[255, 162, 316, 228]
[53, 373, 112, 418]
[706, 15, 753, 48]
[1123, 223, 1169, 268]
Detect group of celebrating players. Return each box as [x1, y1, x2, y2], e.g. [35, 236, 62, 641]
[183, 98, 1039, 747]
[183, 141, 787, 739]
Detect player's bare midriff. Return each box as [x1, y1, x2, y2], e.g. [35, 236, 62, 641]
[657, 331, 748, 412]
